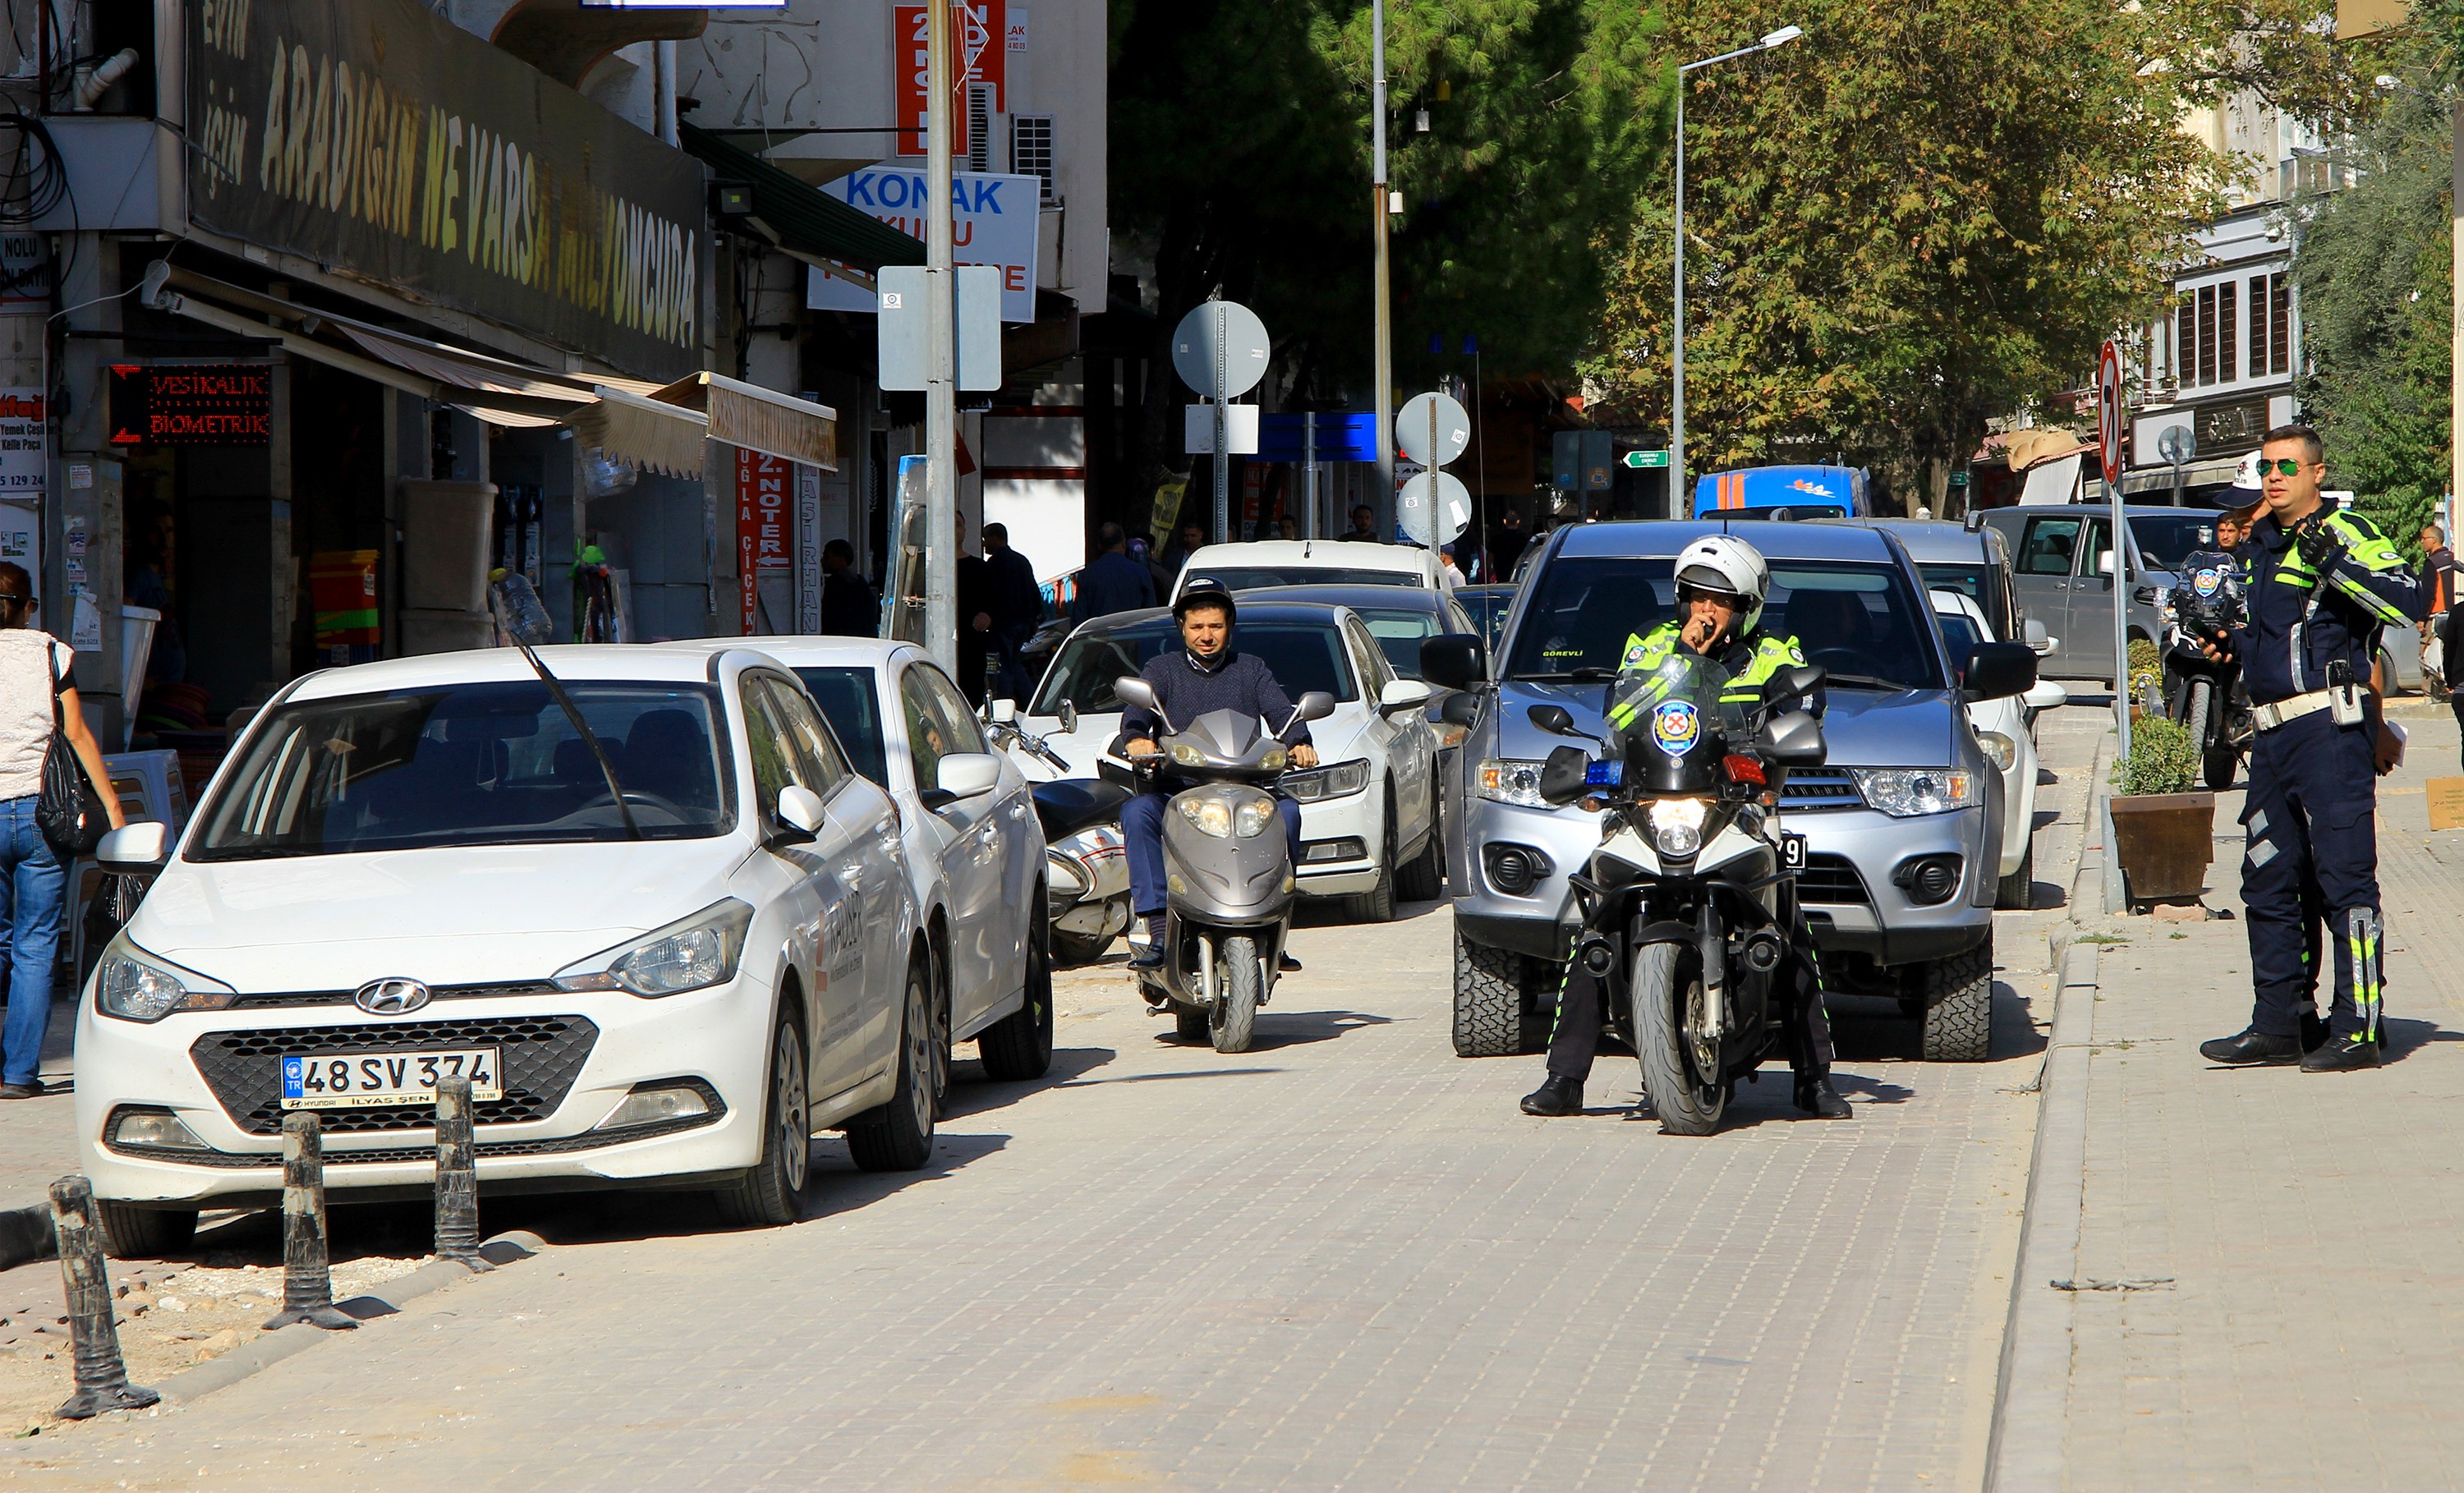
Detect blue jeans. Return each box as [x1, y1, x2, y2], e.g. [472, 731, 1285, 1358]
[1124, 788, 1303, 918]
[0, 796, 65, 1086]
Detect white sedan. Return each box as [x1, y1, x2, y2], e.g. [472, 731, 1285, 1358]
[77, 645, 931, 1255]
[1932, 588, 2066, 909]
[1007, 600, 1442, 921]
[679, 637, 1055, 1107]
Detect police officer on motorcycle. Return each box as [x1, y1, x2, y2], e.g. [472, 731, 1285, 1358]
[2197, 425, 2423, 1073]
[2163, 491, 2253, 780]
[1519, 535, 1854, 1121]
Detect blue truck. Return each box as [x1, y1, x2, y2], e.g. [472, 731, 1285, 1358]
[1692, 465, 1869, 520]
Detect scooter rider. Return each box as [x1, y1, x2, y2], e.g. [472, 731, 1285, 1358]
[2198, 425, 2423, 1073]
[2164, 503, 2250, 722]
[1119, 581, 1317, 972]
[1519, 535, 1854, 1121]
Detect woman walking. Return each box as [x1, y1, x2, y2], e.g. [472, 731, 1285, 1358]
[0, 563, 122, 1098]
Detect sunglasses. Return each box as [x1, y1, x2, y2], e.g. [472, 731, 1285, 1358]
[0, 594, 25, 606]
[2257, 457, 2310, 476]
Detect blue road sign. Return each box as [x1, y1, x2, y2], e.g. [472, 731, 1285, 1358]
[1257, 412, 1379, 463]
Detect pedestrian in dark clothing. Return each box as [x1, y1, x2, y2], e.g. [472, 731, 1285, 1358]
[1490, 508, 1529, 578]
[957, 517, 994, 703]
[819, 540, 878, 636]
[981, 522, 1044, 701]
[1338, 505, 1380, 542]
[1073, 522, 1157, 623]
[1157, 521, 1209, 590]
[2421, 526, 2459, 737]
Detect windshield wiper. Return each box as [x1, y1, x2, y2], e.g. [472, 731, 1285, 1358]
[1821, 673, 1915, 693]
[493, 585, 641, 841]
[1513, 666, 1620, 682]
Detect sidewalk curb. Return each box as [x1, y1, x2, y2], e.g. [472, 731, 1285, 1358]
[0, 1202, 53, 1272]
[156, 1230, 545, 1408]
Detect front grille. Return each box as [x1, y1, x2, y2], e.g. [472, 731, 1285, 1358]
[232, 981, 563, 1010]
[1778, 769, 1863, 811]
[190, 1017, 598, 1135]
[103, 1108, 721, 1168]
[1796, 853, 1872, 905]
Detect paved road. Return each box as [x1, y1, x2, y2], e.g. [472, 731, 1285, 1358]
[1, 713, 2106, 1491]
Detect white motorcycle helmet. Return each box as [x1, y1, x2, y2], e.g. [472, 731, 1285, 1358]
[1672, 535, 1771, 634]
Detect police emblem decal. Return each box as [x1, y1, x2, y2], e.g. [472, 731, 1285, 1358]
[2193, 568, 2221, 596]
[1651, 699, 1701, 757]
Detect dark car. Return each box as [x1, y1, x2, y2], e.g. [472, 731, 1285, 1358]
[1452, 585, 1515, 649]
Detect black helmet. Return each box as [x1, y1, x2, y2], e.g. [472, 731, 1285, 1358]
[1173, 580, 1238, 627]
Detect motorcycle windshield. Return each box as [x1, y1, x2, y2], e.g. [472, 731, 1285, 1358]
[1610, 650, 1745, 796]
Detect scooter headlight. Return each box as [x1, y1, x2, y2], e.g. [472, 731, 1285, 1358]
[1234, 798, 1278, 838]
[1179, 798, 1234, 838]
[1169, 742, 1207, 768]
[1646, 798, 1709, 858]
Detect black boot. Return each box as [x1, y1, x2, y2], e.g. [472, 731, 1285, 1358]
[2301, 1032, 2382, 1073]
[1128, 915, 1167, 970]
[1795, 1074, 1853, 1119]
[2198, 1027, 2302, 1066]
[2300, 1009, 2330, 1054]
[1519, 1074, 1583, 1116]
[1279, 951, 1303, 972]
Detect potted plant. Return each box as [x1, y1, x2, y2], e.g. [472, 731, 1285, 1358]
[2126, 638, 2164, 721]
[2108, 715, 2215, 907]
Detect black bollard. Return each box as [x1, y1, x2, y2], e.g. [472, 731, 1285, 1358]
[432, 1074, 493, 1270]
[261, 1113, 356, 1330]
[48, 1176, 159, 1420]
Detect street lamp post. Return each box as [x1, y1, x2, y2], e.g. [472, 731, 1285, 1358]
[1672, 25, 1802, 511]
[1372, 0, 1395, 539]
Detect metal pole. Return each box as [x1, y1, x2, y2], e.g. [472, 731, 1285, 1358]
[923, 0, 958, 672]
[1304, 411, 1317, 539]
[1671, 82, 1686, 515]
[2113, 468, 2133, 764]
[1214, 305, 1230, 543]
[48, 1177, 157, 1420]
[654, 40, 678, 146]
[433, 1074, 494, 1271]
[2453, 99, 2462, 517]
[263, 1114, 356, 1331]
[1371, 0, 1394, 541]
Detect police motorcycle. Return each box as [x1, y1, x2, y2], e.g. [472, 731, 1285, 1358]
[2162, 561, 2251, 790]
[1527, 650, 1828, 1135]
[984, 701, 1134, 966]
[1108, 675, 1335, 1054]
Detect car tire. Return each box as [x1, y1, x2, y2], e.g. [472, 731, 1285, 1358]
[1396, 794, 1444, 903]
[979, 905, 1056, 1082]
[1996, 839, 2034, 911]
[1212, 935, 1261, 1053]
[1919, 936, 1994, 1062]
[848, 961, 935, 1172]
[929, 952, 953, 1119]
[1173, 1002, 1211, 1043]
[95, 1201, 195, 1261]
[1633, 942, 1724, 1136]
[1452, 929, 1541, 1056]
[714, 1010, 811, 1227]
[1348, 797, 1399, 923]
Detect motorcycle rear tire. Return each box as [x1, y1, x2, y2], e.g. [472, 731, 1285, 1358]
[1212, 935, 1261, 1053]
[1632, 943, 1724, 1136]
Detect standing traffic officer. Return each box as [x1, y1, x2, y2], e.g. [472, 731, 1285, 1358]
[2199, 425, 2424, 1073]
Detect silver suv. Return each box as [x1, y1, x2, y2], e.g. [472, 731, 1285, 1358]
[1425, 520, 2032, 1063]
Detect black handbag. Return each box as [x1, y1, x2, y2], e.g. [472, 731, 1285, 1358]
[35, 647, 108, 858]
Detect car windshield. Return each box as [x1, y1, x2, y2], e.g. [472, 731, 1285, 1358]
[1354, 607, 1446, 677]
[1032, 620, 1358, 714]
[1506, 555, 1946, 691]
[191, 682, 731, 860]
[1935, 609, 1983, 655]
[1189, 566, 1422, 591]
[1919, 563, 1992, 605]
[793, 667, 890, 787]
[2122, 513, 2220, 572]
[1456, 589, 1513, 645]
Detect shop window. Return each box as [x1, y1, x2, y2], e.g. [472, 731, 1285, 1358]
[2269, 276, 2291, 375]
[2218, 281, 2236, 383]
[2196, 285, 2217, 386]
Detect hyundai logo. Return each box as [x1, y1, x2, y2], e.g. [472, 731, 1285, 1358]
[355, 977, 432, 1016]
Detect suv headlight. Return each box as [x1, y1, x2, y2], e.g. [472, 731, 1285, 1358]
[1285, 759, 1370, 802]
[1850, 768, 1979, 817]
[1977, 731, 2017, 773]
[1474, 758, 1549, 807]
[554, 899, 756, 997]
[94, 939, 237, 1023]
[1645, 798, 1709, 858]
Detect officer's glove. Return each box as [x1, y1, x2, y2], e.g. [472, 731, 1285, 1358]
[2295, 518, 2346, 577]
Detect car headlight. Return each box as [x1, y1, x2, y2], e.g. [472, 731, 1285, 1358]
[1168, 742, 1207, 768]
[1474, 758, 1549, 807]
[1645, 798, 1709, 858]
[1850, 768, 1979, 817]
[1179, 797, 1234, 838]
[94, 939, 237, 1023]
[1977, 731, 2017, 773]
[1285, 759, 1370, 802]
[554, 899, 756, 997]
[1234, 797, 1278, 838]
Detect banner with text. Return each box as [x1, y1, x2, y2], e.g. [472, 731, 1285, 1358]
[805, 167, 1040, 323]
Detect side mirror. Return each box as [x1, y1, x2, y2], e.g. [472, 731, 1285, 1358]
[2023, 678, 2070, 711]
[2097, 549, 2117, 577]
[1754, 710, 1827, 768]
[1439, 690, 1480, 727]
[775, 785, 826, 838]
[935, 752, 1004, 802]
[2023, 617, 2053, 655]
[1538, 744, 1592, 805]
[1114, 677, 1160, 714]
[1963, 641, 2039, 703]
[1056, 700, 1079, 735]
[1293, 691, 1336, 724]
[95, 821, 170, 874]
[991, 698, 1018, 724]
[1377, 678, 1433, 714]
[1419, 634, 1487, 691]
[1528, 703, 1578, 736]
[1763, 663, 1827, 705]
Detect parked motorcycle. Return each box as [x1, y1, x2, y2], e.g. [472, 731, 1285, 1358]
[1111, 676, 1334, 1054]
[2163, 577, 2250, 790]
[1529, 653, 1827, 1135]
[983, 704, 1133, 966]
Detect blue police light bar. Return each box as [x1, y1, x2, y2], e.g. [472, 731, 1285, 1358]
[1584, 760, 1623, 788]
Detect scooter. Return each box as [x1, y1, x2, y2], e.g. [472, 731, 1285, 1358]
[1111, 676, 1334, 1054]
[2164, 582, 2250, 790]
[982, 703, 1133, 966]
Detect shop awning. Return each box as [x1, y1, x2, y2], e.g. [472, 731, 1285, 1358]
[650, 372, 837, 471]
[679, 122, 926, 273]
[567, 387, 710, 479]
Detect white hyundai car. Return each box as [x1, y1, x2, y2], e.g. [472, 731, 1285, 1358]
[1931, 589, 2066, 909]
[77, 645, 946, 1255]
[675, 637, 1054, 1107]
[1007, 600, 1441, 921]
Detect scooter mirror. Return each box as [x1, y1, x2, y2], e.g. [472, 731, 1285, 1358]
[1056, 701, 1079, 735]
[1294, 691, 1336, 723]
[1527, 704, 1577, 736]
[1115, 677, 1161, 714]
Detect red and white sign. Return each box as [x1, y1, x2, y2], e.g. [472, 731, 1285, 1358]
[894, 1, 1005, 158]
[2096, 340, 2125, 485]
[738, 450, 791, 634]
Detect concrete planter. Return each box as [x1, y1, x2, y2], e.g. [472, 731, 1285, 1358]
[2109, 791, 2216, 906]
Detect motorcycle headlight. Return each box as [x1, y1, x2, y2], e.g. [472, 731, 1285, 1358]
[1285, 759, 1369, 802]
[1179, 797, 1234, 838]
[554, 899, 756, 997]
[1978, 730, 2017, 772]
[1645, 798, 1709, 858]
[1259, 745, 1289, 773]
[1850, 768, 1979, 817]
[1169, 742, 1207, 768]
[1474, 758, 1549, 807]
[94, 939, 237, 1023]
[1234, 798, 1278, 838]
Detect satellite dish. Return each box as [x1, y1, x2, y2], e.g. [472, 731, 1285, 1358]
[1396, 391, 1471, 468]
[1170, 301, 1271, 399]
[1397, 471, 1473, 547]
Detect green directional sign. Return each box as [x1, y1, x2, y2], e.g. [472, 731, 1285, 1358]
[1623, 449, 1670, 469]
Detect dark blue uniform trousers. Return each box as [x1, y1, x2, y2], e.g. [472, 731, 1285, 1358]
[2241, 710, 2384, 1042]
[1124, 790, 1303, 918]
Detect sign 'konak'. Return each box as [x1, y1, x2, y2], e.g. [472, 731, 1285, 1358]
[188, 0, 706, 380]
